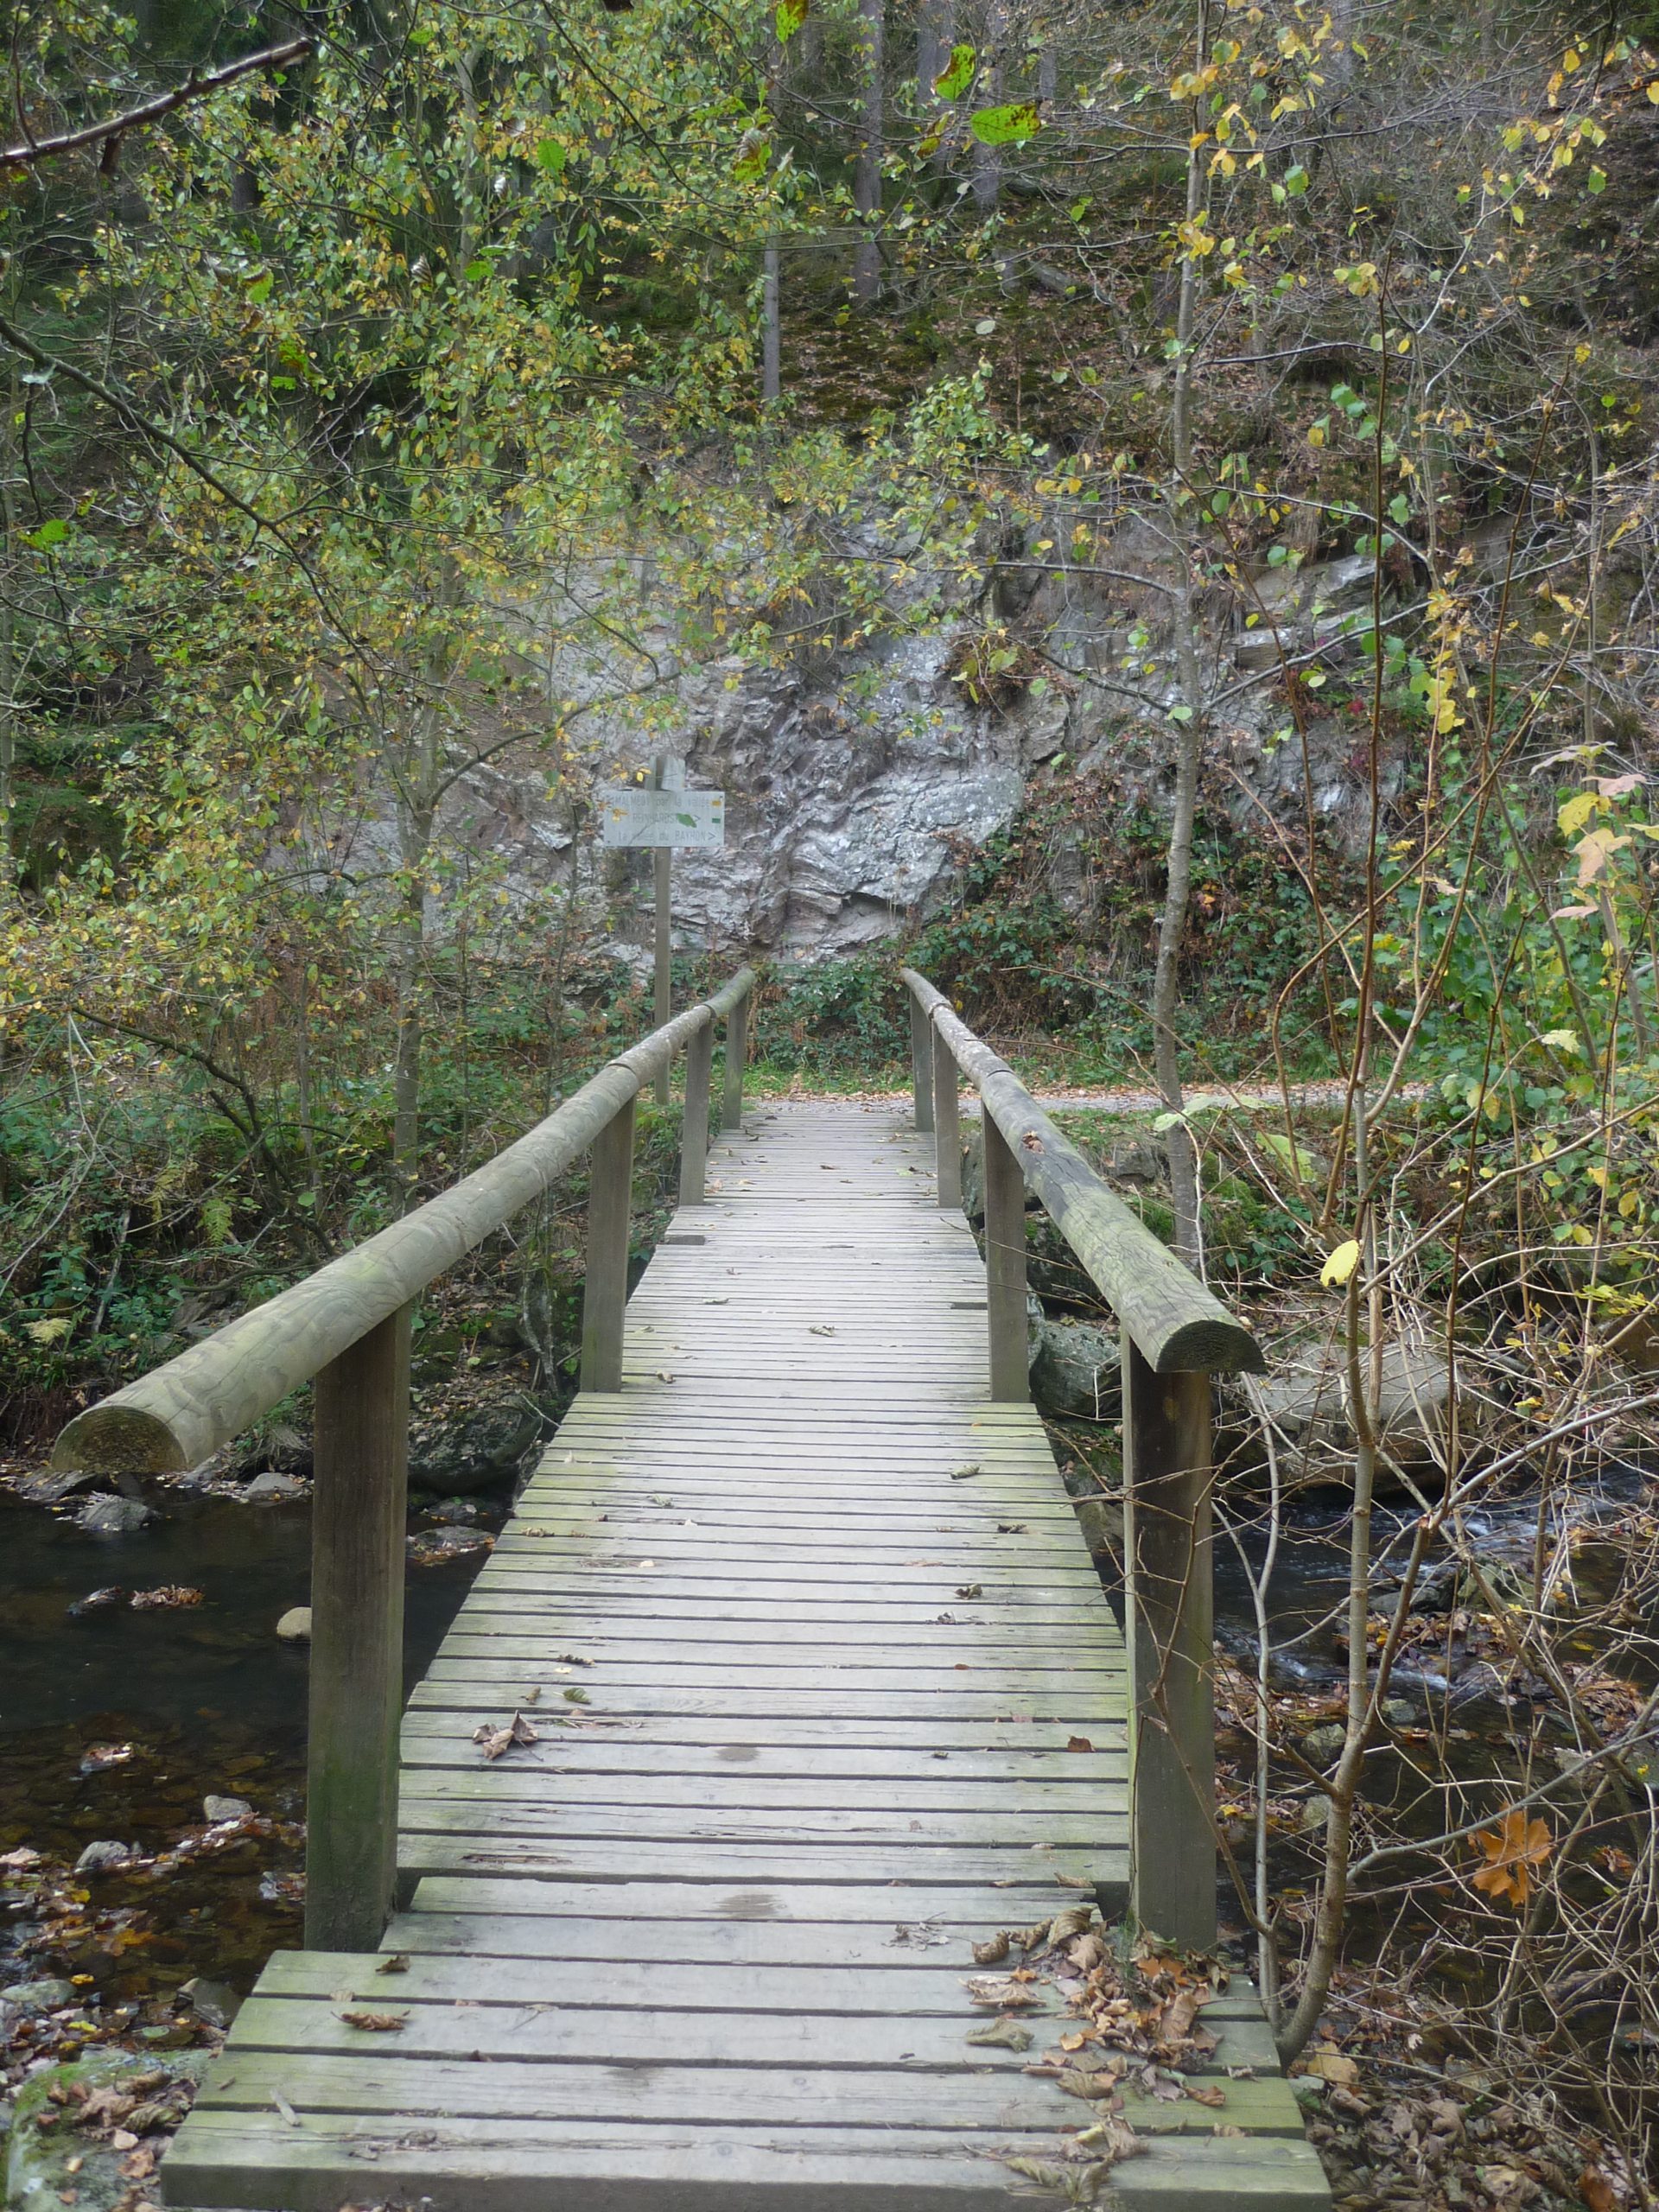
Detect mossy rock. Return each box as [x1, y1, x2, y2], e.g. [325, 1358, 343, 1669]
[6, 2047, 212, 2212]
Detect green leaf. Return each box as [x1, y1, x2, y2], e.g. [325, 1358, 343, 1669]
[535, 137, 567, 175]
[245, 270, 273, 304]
[1587, 165, 1607, 193]
[24, 517, 68, 549]
[775, 0, 808, 40]
[1388, 492, 1410, 524]
[464, 257, 490, 282]
[933, 42, 976, 99]
[732, 125, 771, 180]
[676, 810, 696, 827]
[1167, 702, 1194, 723]
[1284, 162, 1310, 195]
[969, 100, 1041, 144]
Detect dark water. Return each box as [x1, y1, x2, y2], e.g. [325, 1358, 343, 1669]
[1212, 1464, 1656, 1694]
[0, 1492, 486, 2002]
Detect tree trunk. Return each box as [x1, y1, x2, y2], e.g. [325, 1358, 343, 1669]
[761, 240, 781, 401]
[391, 861, 426, 1198]
[1151, 0, 1211, 1262]
[852, 0, 885, 305]
[970, 1, 1006, 212]
[0, 356, 16, 905]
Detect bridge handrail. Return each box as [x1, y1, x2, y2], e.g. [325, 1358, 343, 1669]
[51, 969, 755, 1475]
[47, 964, 754, 1957]
[900, 963, 1249, 1948]
[899, 968, 1261, 1376]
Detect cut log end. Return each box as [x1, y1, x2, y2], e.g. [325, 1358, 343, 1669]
[49, 1401, 190, 1475]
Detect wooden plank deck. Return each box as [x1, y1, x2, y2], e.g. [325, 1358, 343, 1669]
[164, 1102, 1330, 2212]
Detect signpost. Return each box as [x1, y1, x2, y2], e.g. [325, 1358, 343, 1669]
[598, 757, 726, 1103]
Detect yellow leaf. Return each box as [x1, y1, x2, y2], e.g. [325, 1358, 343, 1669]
[1557, 789, 1601, 838]
[1304, 2048, 1358, 2086]
[1319, 1238, 1361, 1289]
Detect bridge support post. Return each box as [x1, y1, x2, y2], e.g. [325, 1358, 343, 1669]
[1122, 1338, 1217, 1950]
[721, 992, 747, 1133]
[679, 1018, 715, 1205]
[582, 1096, 637, 1391]
[932, 1027, 961, 1208]
[982, 1112, 1028, 1400]
[909, 997, 934, 1134]
[305, 1301, 411, 1952]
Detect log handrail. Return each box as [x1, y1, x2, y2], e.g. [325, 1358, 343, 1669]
[900, 968, 1261, 1376]
[50, 968, 755, 1474]
[47, 965, 753, 1955]
[900, 964, 1246, 1949]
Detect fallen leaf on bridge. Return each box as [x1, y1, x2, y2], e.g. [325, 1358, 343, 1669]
[338, 2009, 408, 2031]
[966, 1974, 1044, 2008]
[474, 1712, 539, 1759]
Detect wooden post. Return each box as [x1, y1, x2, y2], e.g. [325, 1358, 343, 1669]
[581, 1097, 636, 1391]
[679, 1017, 715, 1206]
[721, 991, 747, 1132]
[933, 1027, 961, 1208]
[982, 1110, 1028, 1401]
[1122, 1338, 1217, 1950]
[910, 995, 934, 1134]
[653, 849, 671, 1107]
[305, 1304, 411, 1951]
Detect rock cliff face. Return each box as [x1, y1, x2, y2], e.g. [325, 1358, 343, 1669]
[429, 545, 1394, 963]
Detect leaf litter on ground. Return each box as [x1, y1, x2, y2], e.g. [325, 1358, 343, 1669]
[971, 1901, 1235, 2196]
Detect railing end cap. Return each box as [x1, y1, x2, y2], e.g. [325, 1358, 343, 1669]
[1153, 1319, 1267, 1377]
[49, 1402, 189, 1476]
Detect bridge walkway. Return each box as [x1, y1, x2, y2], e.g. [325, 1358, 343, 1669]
[164, 1100, 1329, 2210]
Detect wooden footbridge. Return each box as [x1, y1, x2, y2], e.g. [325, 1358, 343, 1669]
[53, 970, 1331, 2211]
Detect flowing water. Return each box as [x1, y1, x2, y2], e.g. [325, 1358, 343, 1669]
[0, 1491, 488, 2004]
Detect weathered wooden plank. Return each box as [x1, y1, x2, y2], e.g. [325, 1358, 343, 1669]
[166, 2113, 1332, 2212]
[409, 1683, 1126, 1724]
[399, 1770, 1128, 1813]
[181, 2051, 1303, 2134]
[404, 1873, 1090, 1924]
[395, 1835, 1127, 1888]
[395, 1795, 1126, 1850]
[404, 1713, 1125, 1751]
[377, 1904, 1060, 1967]
[226, 1992, 1276, 2076]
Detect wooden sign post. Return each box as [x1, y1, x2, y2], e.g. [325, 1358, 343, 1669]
[598, 756, 727, 1104]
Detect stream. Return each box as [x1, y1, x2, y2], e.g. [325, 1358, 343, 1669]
[0, 1491, 491, 2006]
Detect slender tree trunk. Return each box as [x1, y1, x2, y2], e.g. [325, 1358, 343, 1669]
[918, 0, 941, 101]
[761, 242, 781, 401]
[0, 372, 16, 906]
[852, 0, 885, 305]
[1151, 0, 1211, 1262]
[761, 30, 783, 400]
[970, 0, 1006, 212]
[392, 830, 429, 1197]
